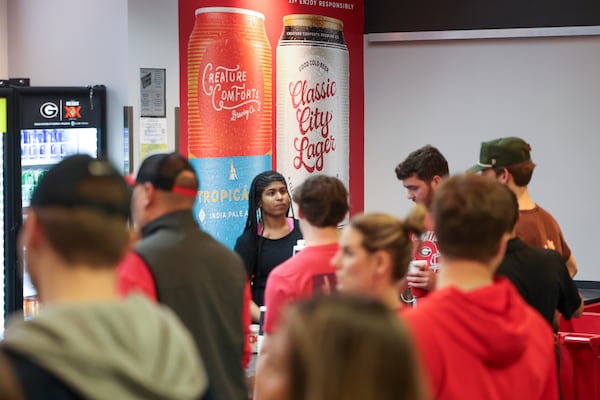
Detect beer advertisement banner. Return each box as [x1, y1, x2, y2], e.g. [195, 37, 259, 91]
[179, 0, 364, 248]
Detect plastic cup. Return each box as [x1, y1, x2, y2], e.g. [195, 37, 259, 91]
[249, 324, 260, 354]
[409, 260, 429, 298]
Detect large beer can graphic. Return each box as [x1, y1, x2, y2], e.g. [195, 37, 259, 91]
[188, 7, 272, 158]
[276, 14, 349, 195]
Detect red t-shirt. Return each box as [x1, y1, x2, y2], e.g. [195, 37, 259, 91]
[263, 243, 338, 334]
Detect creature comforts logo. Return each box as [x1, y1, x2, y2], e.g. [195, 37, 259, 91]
[201, 63, 261, 121]
[289, 75, 337, 173]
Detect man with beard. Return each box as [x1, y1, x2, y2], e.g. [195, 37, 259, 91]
[395, 145, 449, 300]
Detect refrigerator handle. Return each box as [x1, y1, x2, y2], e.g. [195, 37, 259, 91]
[88, 86, 95, 110]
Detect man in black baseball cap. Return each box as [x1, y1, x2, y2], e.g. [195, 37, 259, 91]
[126, 152, 198, 198]
[2, 154, 207, 399]
[118, 152, 251, 400]
[31, 154, 131, 219]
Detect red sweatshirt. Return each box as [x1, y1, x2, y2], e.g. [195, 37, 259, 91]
[404, 277, 558, 400]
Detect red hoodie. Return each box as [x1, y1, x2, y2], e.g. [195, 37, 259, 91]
[404, 277, 558, 400]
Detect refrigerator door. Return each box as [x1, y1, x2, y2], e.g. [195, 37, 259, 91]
[0, 95, 7, 333]
[14, 86, 106, 318]
[1, 88, 22, 332]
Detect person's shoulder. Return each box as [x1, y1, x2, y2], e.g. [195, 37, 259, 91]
[292, 245, 336, 269]
[126, 295, 202, 345]
[529, 204, 560, 222]
[235, 228, 254, 245]
[402, 292, 446, 325]
[530, 245, 563, 261]
[2, 348, 79, 399]
[520, 244, 564, 271]
[290, 219, 303, 235]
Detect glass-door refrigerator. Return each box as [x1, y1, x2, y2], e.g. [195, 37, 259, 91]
[5, 85, 107, 324]
[0, 87, 18, 337]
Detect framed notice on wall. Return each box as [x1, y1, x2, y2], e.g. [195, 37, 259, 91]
[140, 68, 166, 118]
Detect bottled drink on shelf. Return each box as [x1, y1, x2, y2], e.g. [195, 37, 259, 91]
[23, 295, 39, 319]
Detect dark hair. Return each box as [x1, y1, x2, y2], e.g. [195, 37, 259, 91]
[292, 175, 349, 228]
[241, 171, 293, 279]
[492, 159, 536, 187]
[350, 208, 425, 281]
[33, 173, 130, 267]
[242, 170, 292, 234]
[433, 174, 514, 263]
[284, 294, 427, 400]
[135, 152, 198, 193]
[395, 145, 449, 183]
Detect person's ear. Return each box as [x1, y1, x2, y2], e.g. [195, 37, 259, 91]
[430, 175, 443, 189]
[142, 182, 156, 207]
[18, 211, 42, 252]
[498, 168, 510, 184]
[18, 211, 47, 281]
[372, 250, 391, 278]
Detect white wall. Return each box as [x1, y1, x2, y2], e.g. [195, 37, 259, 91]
[6, 2, 600, 280]
[364, 35, 600, 281]
[127, 0, 179, 169]
[0, 0, 7, 78]
[7, 0, 129, 169]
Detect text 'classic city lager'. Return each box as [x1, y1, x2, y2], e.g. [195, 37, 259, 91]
[276, 14, 349, 195]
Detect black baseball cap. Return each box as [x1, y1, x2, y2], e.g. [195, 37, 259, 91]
[31, 154, 130, 219]
[128, 152, 198, 198]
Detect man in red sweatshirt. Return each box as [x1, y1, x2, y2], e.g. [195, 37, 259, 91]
[403, 174, 558, 400]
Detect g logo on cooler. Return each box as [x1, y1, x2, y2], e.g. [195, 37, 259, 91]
[40, 102, 59, 119]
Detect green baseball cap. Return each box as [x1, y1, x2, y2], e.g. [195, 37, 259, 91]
[469, 137, 531, 172]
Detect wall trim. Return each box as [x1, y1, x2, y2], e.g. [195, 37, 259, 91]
[367, 26, 600, 42]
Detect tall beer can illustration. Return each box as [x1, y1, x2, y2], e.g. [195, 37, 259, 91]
[188, 7, 272, 158]
[276, 14, 349, 196]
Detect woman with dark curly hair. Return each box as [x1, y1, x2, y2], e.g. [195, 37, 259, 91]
[234, 171, 302, 321]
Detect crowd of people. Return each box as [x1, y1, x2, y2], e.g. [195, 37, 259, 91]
[0, 135, 583, 400]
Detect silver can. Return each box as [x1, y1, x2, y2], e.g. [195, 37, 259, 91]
[276, 14, 349, 200]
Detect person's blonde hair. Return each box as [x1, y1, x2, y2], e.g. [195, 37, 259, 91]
[283, 294, 428, 400]
[349, 207, 426, 281]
